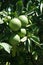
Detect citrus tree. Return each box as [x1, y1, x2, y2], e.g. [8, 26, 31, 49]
[0, 0, 43, 65]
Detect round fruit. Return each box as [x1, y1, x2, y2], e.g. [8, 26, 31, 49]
[9, 34, 20, 45]
[19, 15, 28, 27]
[9, 18, 21, 31]
[18, 28, 26, 37]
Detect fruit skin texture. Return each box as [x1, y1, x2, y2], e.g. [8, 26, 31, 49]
[19, 15, 28, 27]
[9, 18, 21, 31]
[18, 28, 26, 37]
[9, 34, 20, 45]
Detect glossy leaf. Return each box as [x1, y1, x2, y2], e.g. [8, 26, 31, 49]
[30, 35, 40, 46]
[20, 36, 27, 42]
[28, 38, 31, 52]
[0, 42, 12, 53]
[0, 18, 4, 24]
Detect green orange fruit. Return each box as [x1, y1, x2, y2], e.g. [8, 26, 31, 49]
[19, 15, 28, 27]
[9, 18, 21, 31]
[18, 28, 26, 37]
[9, 34, 20, 45]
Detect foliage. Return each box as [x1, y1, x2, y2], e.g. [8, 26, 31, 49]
[0, 0, 43, 65]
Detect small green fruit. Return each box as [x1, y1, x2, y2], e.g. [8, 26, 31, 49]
[18, 28, 26, 37]
[19, 15, 28, 27]
[9, 18, 21, 31]
[9, 34, 20, 45]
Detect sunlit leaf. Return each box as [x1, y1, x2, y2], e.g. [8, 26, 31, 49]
[0, 18, 4, 24]
[20, 36, 27, 42]
[28, 38, 31, 52]
[32, 51, 38, 60]
[40, 2, 43, 13]
[0, 42, 12, 53]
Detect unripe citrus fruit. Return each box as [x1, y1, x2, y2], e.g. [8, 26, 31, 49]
[19, 15, 28, 27]
[9, 34, 20, 45]
[9, 18, 21, 31]
[18, 28, 26, 37]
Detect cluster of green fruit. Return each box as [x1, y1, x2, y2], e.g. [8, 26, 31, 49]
[8, 15, 28, 46]
[1, 15, 29, 56]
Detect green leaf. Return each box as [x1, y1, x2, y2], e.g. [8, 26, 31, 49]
[20, 36, 27, 42]
[16, 0, 23, 15]
[32, 26, 39, 34]
[30, 35, 40, 46]
[28, 38, 31, 52]
[40, 2, 43, 13]
[0, 42, 12, 53]
[26, 0, 36, 12]
[0, 11, 7, 16]
[32, 51, 38, 60]
[0, 45, 3, 50]
[12, 45, 17, 57]
[35, 54, 38, 60]
[6, 62, 10, 65]
[0, 18, 4, 24]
